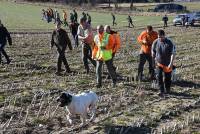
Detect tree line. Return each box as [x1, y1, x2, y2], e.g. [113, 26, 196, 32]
[25, 0, 174, 6]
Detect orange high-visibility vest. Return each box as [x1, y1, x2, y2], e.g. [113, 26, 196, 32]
[93, 33, 114, 61]
[112, 33, 121, 53]
[63, 12, 67, 20]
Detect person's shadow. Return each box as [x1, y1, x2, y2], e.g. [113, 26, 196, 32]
[174, 80, 200, 89]
[168, 80, 200, 99]
[104, 125, 151, 134]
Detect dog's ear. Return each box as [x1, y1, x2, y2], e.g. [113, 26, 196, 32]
[60, 92, 68, 98]
[61, 92, 66, 96]
[67, 94, 72, 102]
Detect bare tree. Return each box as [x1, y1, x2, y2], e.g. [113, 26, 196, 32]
[130, 0, 133, 10]
[108, 0, 111, 8]
[114, 0, 118, 9]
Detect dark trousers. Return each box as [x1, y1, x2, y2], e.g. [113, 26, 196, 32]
[164, 21, 167, 28]
[87, 20, 91, 25]
[82, 43, 96, 73]
[63, 19, 68, 27]
[112, 20, 117, 26]
[57, 48, 70, 72]
[111, 53, 116, 71]
[157, 67, 172, 93]
[72, 34, 79, 48]
[129, 22, 134, 27]
[0, 45, 10, 63]
[138, 53, 154, 79]
[96, 60, 117, 85]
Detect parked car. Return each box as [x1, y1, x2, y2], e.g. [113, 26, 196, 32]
[154, 3, 186, 12]
[173, 13, 194, 26]
[193, 13, 200, 24]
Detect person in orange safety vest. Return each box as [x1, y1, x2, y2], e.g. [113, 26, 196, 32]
[104, 25, 120, 78]
[137, 25, 158, 81]
[93, 25, 117, 88]
[62, 10, 68, 27]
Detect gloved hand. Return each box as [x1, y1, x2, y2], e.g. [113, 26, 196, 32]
[142, 39, 147, 44]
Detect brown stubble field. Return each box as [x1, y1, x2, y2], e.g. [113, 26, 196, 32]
[0, 24, 200, 134]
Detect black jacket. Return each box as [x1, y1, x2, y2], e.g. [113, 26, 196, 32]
[162, 16, 168, 22]
[69, 22, 79, 36]
[0, 25, 12, 46]
[51, 28, 72, 51]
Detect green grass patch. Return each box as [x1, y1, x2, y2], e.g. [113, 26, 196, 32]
[0, 1, 175, 30]
[0, 95, 5, 103]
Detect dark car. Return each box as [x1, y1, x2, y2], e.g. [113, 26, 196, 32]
[154, 3, 186, 12]
[193, 12, 200, 24]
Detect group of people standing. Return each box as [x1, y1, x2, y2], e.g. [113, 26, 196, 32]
[137, 25, 176, 97]
[51, 14, 176, 97]
[42, 8, 61, 24]
[42, 8, 91, 26]
[0, 9, 176, 97]
[51, 17, 121, 88]
[42, 8, 93, 49]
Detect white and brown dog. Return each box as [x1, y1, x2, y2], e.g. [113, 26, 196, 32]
[57, 91, 98, 126]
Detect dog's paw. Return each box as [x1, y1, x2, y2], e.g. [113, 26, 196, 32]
[79, 123, 85, 127]
[68, 119, 72, 125]
[89, 117, 95, 122]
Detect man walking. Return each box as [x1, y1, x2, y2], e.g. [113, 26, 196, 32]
[104, 25, 121, 77]
[137, 25, 158, 81]
[70, 13, 74, 23]
[69, 22, 79, 48]
[62, 10, 68, 27]
[93, 25, 117, 88]
[127, 15, 134, 28]
[82, 12, 87, 21]
[86, 13, 92, 25]
[55, 10, 62, 24]
[182, 15, 186, 27]
[73, 9, 78, 23]
[51, 22, 72, 75]
[162, 14, 168, 28]
[111, 13, 117, 26]
[0, 20, 12, 64]
[152, 30, 176, 97]
[77, 17, 96, 74]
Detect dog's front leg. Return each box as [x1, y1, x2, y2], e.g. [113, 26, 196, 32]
[89, 105, 96, 122]
[67, 113, 73, 125]
[79, 113, 87, 127]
